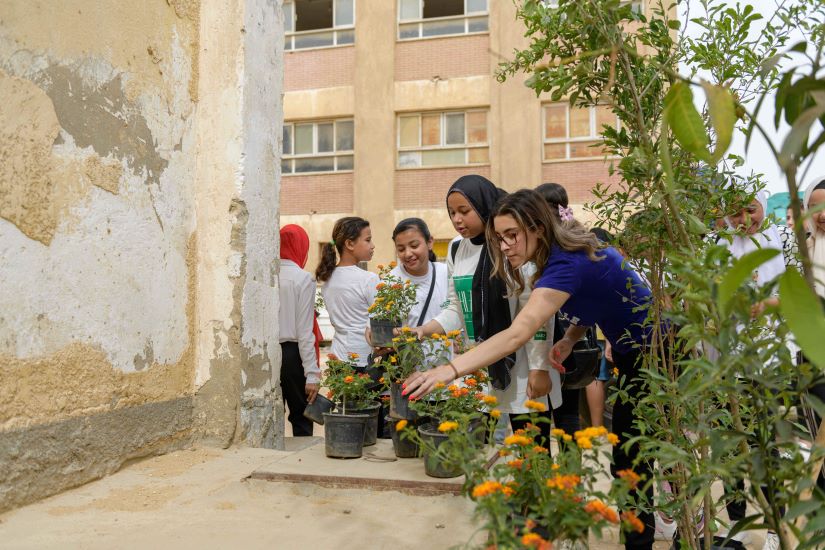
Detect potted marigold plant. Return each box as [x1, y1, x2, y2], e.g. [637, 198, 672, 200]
[383, 329, 461, 421]
[466, 406, 642, 549]
[322, 353, 381, 458]
[368, 262, 418, 347]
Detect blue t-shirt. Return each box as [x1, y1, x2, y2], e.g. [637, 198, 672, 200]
[535, 245, 652, 353]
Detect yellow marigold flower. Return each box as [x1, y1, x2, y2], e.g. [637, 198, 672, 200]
[532, 445, 549, 454]
[607, 433, 620, 446]
[498, 448, 511, 457]
[546, 474, 581, 492]
[594, 426, 608, 437]
[395, 419, 408, 432]
[524, 400, 546, 412]
[613, 367, 619, 376]
[401, 326, 412, 333]
[390, 356, 397, 364]
[504, 434, 532, 446]
[490, 409, 501, 419]
[406, 337, 416, 343]
[447, 384, 459, 392]
[481, 395, 498, 406]
[562, 434, 573, 442]
[379, 377, 385, 384]
[577, 437, 593, 449]
[551, 428, 566, 438]
[501, 485, 515, 497]
[392, 337, 401, 343]
[434, 382, 445, 389]
[438, 421, 459, 433]
[551, 463, 560, 470]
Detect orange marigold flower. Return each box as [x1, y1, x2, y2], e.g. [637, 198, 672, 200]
[501, 485, 515, 497]
[392, 283, 403, 290]
[465, 378, 478, 387]
[524, 400, 546, 412]
[348, 352, 360, 360]
[326, 390, 334, 398]
[509, 459, 524, 470]
[481, 395, 498, 406]
[395, 419, 408, 432]
[524, 519, 536, 531]
[327, 353, 338, 360]
[434, 382, 445, 389]
[451, 390, 462, 398]
[377, 264, 385, 270]
[447, 384, 459, 392]
[551, 463, 560, 470]
[546, 474, 581, 492]
[607, 433, 620, 446]
[459, 387, 470, 396]
[389, 261, 397, 268]
[621, 511, 645, 534]
[376, 283, 386, 290]
[520, 533, 551, 549]
[490, 409, 501, 419]
[343, 375, 354, 383]
[603, 507, 620, 524]
[532, 445, 549, 454]
[472, 481, 505, 498]
[504, 434, 532, 446]
[498, 448, 511, 457]
[379, 377, 385, 384]
[612, 367, 619, 377]
[617, 469, 641, 489]
[438, 421, 459, 433]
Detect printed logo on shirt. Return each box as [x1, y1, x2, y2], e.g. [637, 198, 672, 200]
[453, 275, 475, 340]
[533, 330, 547, 341]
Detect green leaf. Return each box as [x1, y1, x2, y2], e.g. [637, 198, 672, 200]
[778, 102, 825, 169]
[664, 82, 710, 162]
[785, 498, 822, 520]
[716, 248, 781, 315]
[701, 82, 737, 164]
[667, 19, 680, 30]
[685, 213, 708, 235]
[779, 269, 825, 369]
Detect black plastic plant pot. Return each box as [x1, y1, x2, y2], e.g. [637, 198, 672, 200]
[386, 416, 420, 458]
[369, 318, 399, 348]
[389, 381, 417, 420]
[303, 394, 335, 425]
[341, 401, 381, 446]
[323, 412, 369, 459]
[418, 422, 462, 478]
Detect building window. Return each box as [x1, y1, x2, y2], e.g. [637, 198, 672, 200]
[283, 119, 354, 174]
[283, 0, 355, 51]
[397, 0, 488, 40]
[542, 104, 619, 162]
[397, 110, 489, 169]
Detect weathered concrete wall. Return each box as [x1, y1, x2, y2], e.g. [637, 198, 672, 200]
[0, 0, 283, 512]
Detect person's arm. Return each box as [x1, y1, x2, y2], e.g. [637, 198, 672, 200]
[296, 277, 320, 401]
[404, 287, 570, 398]
[548, 323, 588, 371]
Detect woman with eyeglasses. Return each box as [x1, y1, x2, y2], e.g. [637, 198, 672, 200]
[413, 175, 561, 444]
[404, 188, 658, 550]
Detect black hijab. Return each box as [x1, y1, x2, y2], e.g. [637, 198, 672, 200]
[447, 175, 516, 390]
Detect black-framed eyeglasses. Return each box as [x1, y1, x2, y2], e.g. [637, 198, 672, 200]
[495, 230, 521, 246]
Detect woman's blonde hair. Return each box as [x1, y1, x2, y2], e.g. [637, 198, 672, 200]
[485, 189, 603, 294]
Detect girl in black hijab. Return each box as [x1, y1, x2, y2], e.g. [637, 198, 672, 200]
[413, 175, 559, 441]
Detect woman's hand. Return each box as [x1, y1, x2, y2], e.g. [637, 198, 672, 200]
[402, 365, 455, 399]
[549, 337, 574, 373]
[393, 326, 426, 340]
[527, 370, 551, 399]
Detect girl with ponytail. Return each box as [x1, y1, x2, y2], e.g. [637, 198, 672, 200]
[316, 217, 379, 367]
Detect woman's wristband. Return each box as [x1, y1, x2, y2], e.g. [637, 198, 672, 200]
[446, 360, 459, 380]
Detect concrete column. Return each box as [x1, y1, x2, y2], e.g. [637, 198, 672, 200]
[488, 1, 542, 190]
[193, 0, 284, 450]
[353, 0, 397, 265]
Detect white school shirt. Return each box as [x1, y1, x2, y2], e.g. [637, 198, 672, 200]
[434, 239, 561, 414]
[278, 260, 321, 384]
[322, 265, 379, 367]
[390, 262, 450, 328]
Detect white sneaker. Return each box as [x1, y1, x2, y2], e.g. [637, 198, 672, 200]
[762, 532, 780, 550]
[654, 513, 677, 541]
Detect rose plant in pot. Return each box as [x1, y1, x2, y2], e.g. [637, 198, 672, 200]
[322, 353, 381, 458]
[367, 262, 418, 347]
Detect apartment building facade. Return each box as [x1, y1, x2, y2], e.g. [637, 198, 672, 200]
[280, 0, 626, 269]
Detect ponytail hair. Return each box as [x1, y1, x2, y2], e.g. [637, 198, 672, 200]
[315, 216, 371, 282]
[392, 217, 436, 262]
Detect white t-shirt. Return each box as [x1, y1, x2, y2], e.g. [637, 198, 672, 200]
[434, 238, 561, 414]
[390, 262, 449, 328]
[322, 265, 379, 367]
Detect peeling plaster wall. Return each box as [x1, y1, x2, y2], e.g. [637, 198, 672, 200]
[0, 0, 284, 511]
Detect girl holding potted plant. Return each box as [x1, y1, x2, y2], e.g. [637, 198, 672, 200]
[316, 216, 378, 368]
[404, 189, 659, 550]
[412, 175, 561, 443]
